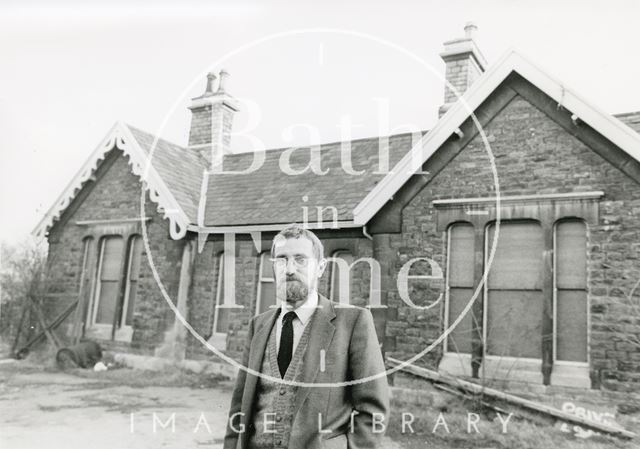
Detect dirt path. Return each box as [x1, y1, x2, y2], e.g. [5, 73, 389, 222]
[0, 359, 402, 449]
[0, 359, 232, 449]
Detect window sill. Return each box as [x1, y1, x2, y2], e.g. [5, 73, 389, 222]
[207, 333, 228, 351]
[438, 352, 474, 377]
[438, 352, 590, 388]
[84, 324, 133, 343]
[551, 361, 591, 389]
[84, 324, 112, 341]
[114, 325, 133, 343]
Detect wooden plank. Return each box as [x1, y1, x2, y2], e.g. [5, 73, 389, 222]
[16, 300, 78, 355]
[387, 357, 636, 439]
[28, 295, 61, 349]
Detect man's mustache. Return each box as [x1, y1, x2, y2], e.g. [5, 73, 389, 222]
[285, 275, 302, 283]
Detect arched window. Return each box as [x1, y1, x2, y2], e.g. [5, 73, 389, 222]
[90, 234, 142, 330]
[485, 221, 544, 359]
[121, 235, 143, 327]
[445, 223, 475, 355]
[554, 219, 588, 363]
[93, 236, 124, 325]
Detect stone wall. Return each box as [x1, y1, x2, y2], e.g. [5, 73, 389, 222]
[45, 149, 184, 354]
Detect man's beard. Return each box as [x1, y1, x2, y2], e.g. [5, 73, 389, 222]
[284, 275, 309, 307]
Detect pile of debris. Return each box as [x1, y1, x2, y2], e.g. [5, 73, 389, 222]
[10, 293, 106, 371]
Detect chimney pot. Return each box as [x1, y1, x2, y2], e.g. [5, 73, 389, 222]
[464, 22, 478, 39]
[218, 69, 230, 92]
[205, 72, 217, 95]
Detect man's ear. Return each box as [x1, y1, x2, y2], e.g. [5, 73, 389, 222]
[317, 258, 327, 277]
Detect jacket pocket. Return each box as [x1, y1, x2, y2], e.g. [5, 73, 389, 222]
[321, 433, 347, 449]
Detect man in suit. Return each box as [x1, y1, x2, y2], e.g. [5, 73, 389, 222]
[223, 225, 390, 449]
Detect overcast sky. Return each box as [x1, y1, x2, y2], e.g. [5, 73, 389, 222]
[1, 0, 639, 245]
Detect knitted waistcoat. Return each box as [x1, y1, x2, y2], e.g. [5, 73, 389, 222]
[247, 313, 314, 449]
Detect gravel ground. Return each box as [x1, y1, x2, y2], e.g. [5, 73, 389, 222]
[0, 359, 233, 449]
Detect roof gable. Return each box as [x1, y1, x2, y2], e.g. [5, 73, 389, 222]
[33, 122, 203, 239]
[353, 50, 640, 225]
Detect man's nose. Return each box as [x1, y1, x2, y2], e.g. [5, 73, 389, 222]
[285, 258, 297, 274]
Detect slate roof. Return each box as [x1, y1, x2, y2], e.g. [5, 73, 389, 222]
[133, 108, 640, 228]
[127, 125, 207, 222]
[202, 132, 421, 226]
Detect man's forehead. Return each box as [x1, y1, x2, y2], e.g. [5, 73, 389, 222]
[273, 235, 314, 253]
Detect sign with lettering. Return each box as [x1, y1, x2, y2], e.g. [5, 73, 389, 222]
[554, 400, 621, 438]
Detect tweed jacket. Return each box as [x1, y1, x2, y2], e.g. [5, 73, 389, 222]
[223, 295, 390, 449]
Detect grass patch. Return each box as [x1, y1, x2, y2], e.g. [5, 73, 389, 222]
[386, 397, 638, 449]
[64, 364, 226, 389]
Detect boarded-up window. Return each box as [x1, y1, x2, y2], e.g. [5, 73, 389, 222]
[330, 251, 354, 304]
[213, 253, 231, 334]
[486, 221, 543, 358]
[446, 223, 475, 354]
[95, 236, 124, 325]
[555, 220, 588, 362]
[256, 253, 276, 315]
[122, 235, 143, 327]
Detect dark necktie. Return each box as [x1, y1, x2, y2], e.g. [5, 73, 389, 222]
[278, 311, 297, 377]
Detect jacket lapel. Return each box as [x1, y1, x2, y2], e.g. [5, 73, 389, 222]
[240, 308, 279, 446]
[293, 295, 336, 415]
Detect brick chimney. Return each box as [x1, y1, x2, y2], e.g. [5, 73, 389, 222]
[438, 23, 487, 117]
[188, 70, 239, 169]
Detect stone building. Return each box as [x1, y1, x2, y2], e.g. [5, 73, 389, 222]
[35, 26, 640, 406]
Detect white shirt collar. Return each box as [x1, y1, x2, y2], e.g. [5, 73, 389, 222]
[280, 290, 318, 325]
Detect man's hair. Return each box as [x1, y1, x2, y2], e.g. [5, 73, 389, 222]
[271, 224, 325, 261]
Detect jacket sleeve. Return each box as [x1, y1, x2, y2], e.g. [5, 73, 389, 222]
[223, 317, 255, 449]
[347, 308, 390, 448]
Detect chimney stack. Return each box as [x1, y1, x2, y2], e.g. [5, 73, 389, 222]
[438, 23, 487, 117]
[188, 70, 239, 169]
